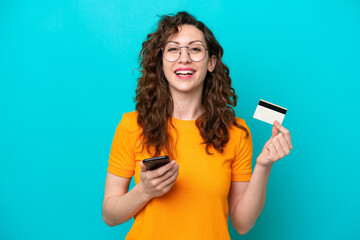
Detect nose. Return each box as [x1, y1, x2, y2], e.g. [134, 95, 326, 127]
[178, 47, 191, 64]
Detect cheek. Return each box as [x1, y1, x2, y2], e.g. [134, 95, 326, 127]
[162, 62, 173, 79]
[198, 64, 209, 78]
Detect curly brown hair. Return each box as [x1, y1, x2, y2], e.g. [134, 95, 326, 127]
[135, 11, 248, 159]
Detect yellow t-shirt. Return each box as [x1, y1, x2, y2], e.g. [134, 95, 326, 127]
[107, 111, 253, 240]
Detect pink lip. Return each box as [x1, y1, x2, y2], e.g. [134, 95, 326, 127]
[175, 67, 196, 71]
[174, 67, 196, 80]
[176, 74, 193, 80]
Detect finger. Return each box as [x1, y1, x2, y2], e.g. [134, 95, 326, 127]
[273, 120, 282, 130]
[277, 133, 291, 154]
[263, 138, 272, 150]
[154, 163, 179, 184]
[281, 129, 292, 150]
[274, 121, 292, 144]
[150, 160, 177, 179]
[157, 167, 179, 192]
[285, 133, 293, 150]
[143, 165, 176, 192]
[273, 136, 286, 159]
[268, 143, 278, 161]
[161, 177, 177, 194]
[139, 161, 147, 172]
[271, 123, 279, 138]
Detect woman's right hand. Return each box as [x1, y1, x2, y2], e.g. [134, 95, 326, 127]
[138, 160, 179, 200]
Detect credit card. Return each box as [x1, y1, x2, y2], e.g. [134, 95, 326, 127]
[253, 99, 287, 125]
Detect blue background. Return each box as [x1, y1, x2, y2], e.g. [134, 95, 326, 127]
[1, 0, 359, 239]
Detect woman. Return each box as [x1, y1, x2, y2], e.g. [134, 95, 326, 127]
[102, 11, 292, 239]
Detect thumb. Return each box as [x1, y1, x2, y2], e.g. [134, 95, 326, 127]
[271, 121, 280, 138]
[139, 161, 147, 172]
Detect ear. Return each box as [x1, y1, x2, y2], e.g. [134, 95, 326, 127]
[207, 55, 217, 72]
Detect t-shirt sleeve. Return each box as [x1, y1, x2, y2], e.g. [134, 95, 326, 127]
[107, 113, 137, 178]
[231, 119, 253, 182]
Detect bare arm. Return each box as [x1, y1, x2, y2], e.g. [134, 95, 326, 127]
[228, 121, 292, 235]
[228, 164, 272, 234]
[102, 173, 148, 226]
[102, 160, 179, 227]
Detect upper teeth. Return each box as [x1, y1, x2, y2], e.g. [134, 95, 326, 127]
[175, 70, 194, 75]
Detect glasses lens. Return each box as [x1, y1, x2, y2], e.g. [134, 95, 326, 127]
[189, 44, 206, 62]
[163, 44, 180, 62]
[163, 44, 207, 62]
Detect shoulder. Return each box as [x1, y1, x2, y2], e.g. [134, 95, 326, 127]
[229, 117, 251, 140]
[228, 117, 253, 156]
[121, 111, 138, 122]
[117, 111, 140, 133]
[233, 117, 251, 132]
[234, 117, 247, 127]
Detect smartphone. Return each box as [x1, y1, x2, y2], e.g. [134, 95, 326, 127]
[142, 155, 171, 171]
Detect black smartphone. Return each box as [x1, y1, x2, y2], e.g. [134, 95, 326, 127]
[142, 155, 171, 171]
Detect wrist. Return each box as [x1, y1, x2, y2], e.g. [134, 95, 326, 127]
[255, 159, 274, 171]
[253, 163, 273, 179]
[134, 182, 153, 202]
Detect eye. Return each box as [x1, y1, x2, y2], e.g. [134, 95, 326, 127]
[166, 46, 180, 52]
[190, 45, 204, 53]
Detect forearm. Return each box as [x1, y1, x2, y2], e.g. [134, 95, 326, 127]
[102, 183, 151, 227]
[232, 162, 272, 233]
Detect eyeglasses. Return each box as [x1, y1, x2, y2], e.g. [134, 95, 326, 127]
[161, 43, 208, 62]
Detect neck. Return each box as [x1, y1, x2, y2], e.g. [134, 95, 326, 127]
[171, 90, 204, 120]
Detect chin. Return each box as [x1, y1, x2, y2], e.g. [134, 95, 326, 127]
[172, 87, 194, 93]
[167, 76, 204, 94]
[171, 84, 202, 94]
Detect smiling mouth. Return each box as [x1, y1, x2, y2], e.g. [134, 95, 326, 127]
[174, 70, 195, 76]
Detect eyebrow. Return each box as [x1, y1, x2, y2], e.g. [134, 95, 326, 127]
[166, 40, 204, 45]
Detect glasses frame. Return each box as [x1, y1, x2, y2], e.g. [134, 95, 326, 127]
[161, 44, 208, 62]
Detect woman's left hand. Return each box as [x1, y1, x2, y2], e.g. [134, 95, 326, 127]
[256, 121, 293, 167]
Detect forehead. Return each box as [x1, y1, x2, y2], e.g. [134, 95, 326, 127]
[166, 24, 206, 45]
